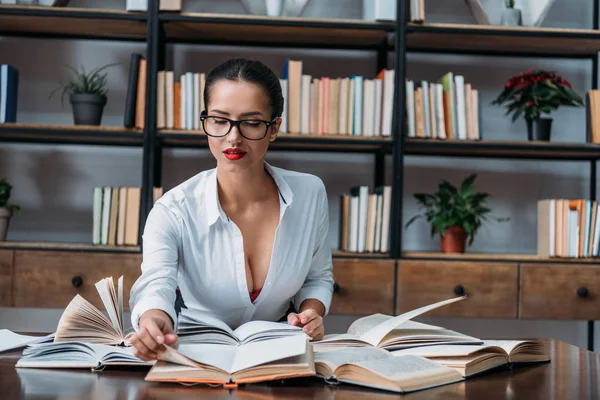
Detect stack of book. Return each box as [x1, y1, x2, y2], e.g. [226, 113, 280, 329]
[92, 186, 162, 246]
[0, 64, 19, 123]
[339, 185, 392, 254]
[537, 199, 600, 258]
[405, 73, 481, 140]
[155, 70, 206, 130]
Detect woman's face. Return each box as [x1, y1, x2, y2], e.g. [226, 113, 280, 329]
[204, 79, 280, 174]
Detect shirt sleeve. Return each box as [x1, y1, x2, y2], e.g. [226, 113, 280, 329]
[294, 180, 335, 315]
[129, 202, 180, 332]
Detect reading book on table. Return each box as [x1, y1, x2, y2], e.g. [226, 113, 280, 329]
[176, 308, 306, 345]
[145, 335, 315, 385]
[15, 341, 153, 370]
[53, 276, 132, 346]
[391, 339, 551, 377]
[313, 296, 481, 351]
[314, 346, 464, 393]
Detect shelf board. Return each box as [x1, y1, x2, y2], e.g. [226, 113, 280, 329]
[404, 138, 600, 160]
[332, 250, 391, 259]
[0, 241, 140, 253]
[160, 12, 394, 49]
[158, 130, 393, 153]
[402, 251, 600, 264]
[406, 22, 600, 57]
[0, 123, 144, 147]
[0, 5, 147, 41]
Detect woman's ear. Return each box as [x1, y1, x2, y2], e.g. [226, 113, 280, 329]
[269, 117, 282, 142]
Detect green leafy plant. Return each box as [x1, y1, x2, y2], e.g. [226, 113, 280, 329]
[49, 62, 118, 106]
[0, 178, 21, 215]
[491, 68, 584, 122]
[405, 174, 508, 246]
[505, 0, 515, 8]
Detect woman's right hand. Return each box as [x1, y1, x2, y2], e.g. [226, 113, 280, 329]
[130, 309, 179, 361]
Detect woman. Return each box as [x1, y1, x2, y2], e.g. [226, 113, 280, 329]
[128, 58, 335, 361]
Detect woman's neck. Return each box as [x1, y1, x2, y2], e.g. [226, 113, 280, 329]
[216, 160, 276, 210]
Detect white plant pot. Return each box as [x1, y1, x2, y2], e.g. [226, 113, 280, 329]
[0, 208, 12, 242]
[266, 0, 284, 16]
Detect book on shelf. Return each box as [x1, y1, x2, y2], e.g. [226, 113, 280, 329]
[586, 90, 600, 144]
[123, 52, 147, 129]
[340, 184, 391, 253]
[54, 276, 133, 346]
[538, 198, 600, 258]
[312, 296, 482, 352]
[154, 60, 395, 138]
[175, 308, 308, 345]
[314, 346, 464, 393]
[405, 72, 481, 141]
[92, 185, 162, 246]
[362, 0, 425, 23]
[0, 64, 19, 123]
[145, 335, 315, 386]
[15, 341, 153, 370]
[390, 339, 550, 377]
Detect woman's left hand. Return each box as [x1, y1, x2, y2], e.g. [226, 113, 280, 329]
[287, 308, 324, 341]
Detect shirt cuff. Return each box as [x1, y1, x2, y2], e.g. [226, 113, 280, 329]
[294, 285, 333, 316]
[130, 295, 178, 332]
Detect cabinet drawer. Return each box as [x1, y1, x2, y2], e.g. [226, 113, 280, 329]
[13, 250, 142, 310]
[330, 259, 395, 315]
[397, 260, 518, 318]
[520, 263, 600, 320]
[0, 249, 13, 306]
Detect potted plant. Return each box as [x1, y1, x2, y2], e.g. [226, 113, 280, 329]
[491, 68, 584, 141]
[0, 178, 21, 242]
[500, 0, 522, 26]
[49, 62, 117, 126]
[405, 174, 508, 254]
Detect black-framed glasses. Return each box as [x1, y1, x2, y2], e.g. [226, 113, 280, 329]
[200, 115, 277, 141]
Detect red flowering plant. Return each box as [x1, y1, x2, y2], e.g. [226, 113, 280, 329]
[492, 68, 584, 122]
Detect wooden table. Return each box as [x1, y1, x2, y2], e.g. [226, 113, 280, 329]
[1, 339, 598, 399]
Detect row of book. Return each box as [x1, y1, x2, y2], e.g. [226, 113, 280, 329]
[0, 64, 18, 123]
[537, 199, 600, 258]
[406, 73, 481, 141]
[339, 185, 392, 254]
[92, 186, 162, 247]
[156, 70, 206, 130]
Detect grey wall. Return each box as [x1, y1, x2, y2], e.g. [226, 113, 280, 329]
[0, 0, 598, 349]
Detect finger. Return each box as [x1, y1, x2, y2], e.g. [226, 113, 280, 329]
[312, 326, 325, 341]
[146, 322, 169, 352]
[164, 333, 179, 347]
[287, 313, 301, 326]
[302, 318, 322, 337]
[132, 336, 158, 361]
[298, 309, 317, 325]
[138, 326, 163, 353]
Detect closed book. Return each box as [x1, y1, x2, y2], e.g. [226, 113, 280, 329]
[123, 53, 142, 128]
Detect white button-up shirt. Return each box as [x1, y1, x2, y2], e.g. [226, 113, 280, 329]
[129, 162, 335, 331]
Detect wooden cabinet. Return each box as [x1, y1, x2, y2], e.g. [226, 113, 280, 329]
[519, 263, 600, 320]
[396, 260, 519, 318]
[329, 258, 396, 315]
[12, 250, 142, 311]
[0, 249, 13, 306]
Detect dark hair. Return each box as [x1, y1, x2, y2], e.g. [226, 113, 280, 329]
[204, 58, 284, 120]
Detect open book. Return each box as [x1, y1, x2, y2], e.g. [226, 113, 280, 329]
[0, 330, 55, 353]
[54, 276, 131, 346]
[15, 341, 153, 370]
[176, 308, 307, 345]
[313, 296, 481, 351]
[145, 335, 315, 385]
[314, 346, 463, 393]
[391, 339, 551, 377]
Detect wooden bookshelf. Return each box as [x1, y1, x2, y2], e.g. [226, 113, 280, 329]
[160, 12, 394, 49]
[0, 241, 140, 253]
[406, 22, 600, 57]
[158, 130, 393, 153]
[402, 251, 600, 264]
[0, 123, 143, 146]
[404, 138, 600, 160]
[331, 250, 391, 259]
[0, 5, 147, 41]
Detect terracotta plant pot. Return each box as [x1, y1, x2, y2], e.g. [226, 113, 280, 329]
[440, 225, 467, 253]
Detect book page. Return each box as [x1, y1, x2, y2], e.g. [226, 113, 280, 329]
[166, 343, 237, 373]
[359, 296, 467, 346]
[391, 343, 505, 358]
[315, 347, 390, 371]
[233, 320, 303, 343]
[117, 276, 124, 333]
[232, 335, 308, 373]
[0, 330, 55, 353]
[177, 309, 237, 344]
[348, 317, 444, 337]
[94, 278, 122, 336]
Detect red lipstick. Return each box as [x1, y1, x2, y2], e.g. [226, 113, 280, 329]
[223, 148, 246, 161]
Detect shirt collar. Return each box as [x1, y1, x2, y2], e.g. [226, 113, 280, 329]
[204, 161, 294, 227]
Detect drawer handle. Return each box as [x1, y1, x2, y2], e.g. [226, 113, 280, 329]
[454, 285, 465, 296]
[71, 276, 83, 288]
[577, 287, 589, 298]
[333, 282, 341, 293]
